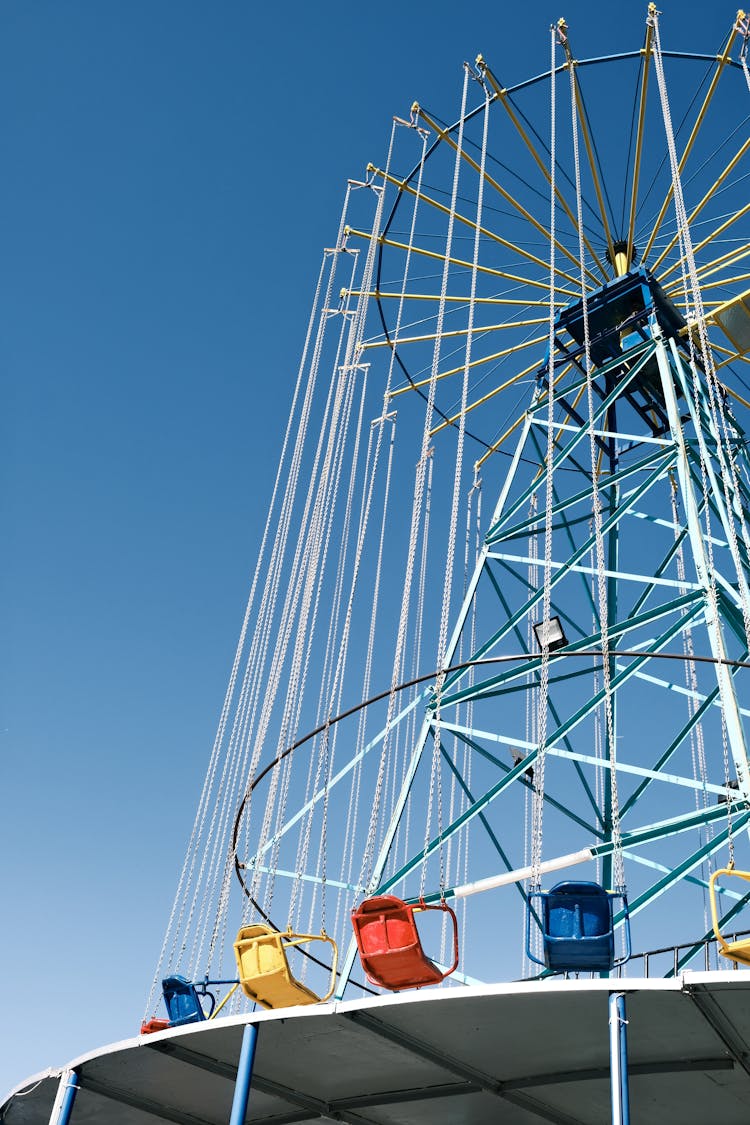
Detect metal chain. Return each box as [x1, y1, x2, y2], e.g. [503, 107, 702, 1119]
[352, 134, 429, 895]
[318, 721, 331, 933]
[530, 25, 559, 888]
[670, 478, 714, 928]
[566, 30, 624, 892]
[363, 70, 469, 891]
[333, 415, 398, 943]
[524, 491, 539, 971]
[651, 10, 750, 650]
[416, 64, 471, 899]
[737, 10, 750, 94]
[670, 479, 710, 816]
[590, 535, 603, 883]
[650, 7, 738, 865]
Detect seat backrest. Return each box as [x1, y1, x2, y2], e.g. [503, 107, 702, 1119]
[352, 895, 421, 956]
[545, 881, 613, 940]
[351, 895, 460, 990]
[233, 924, 338, 1007]
[161, 974, 205, 1023]
[234, 925, 289, 979]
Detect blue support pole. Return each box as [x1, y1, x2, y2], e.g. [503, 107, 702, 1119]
[49, 1070, 79, 1125]
[618, 994, 631, 1125]
[609, 993, 630, 1125]
[228, 1023, 258, 1125]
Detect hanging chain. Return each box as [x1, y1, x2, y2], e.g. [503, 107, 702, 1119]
[530, 24, 559, 889]
[357, 128, 432, 891]
[364, 70, 470, 896]
[590, 532, 604, 883]
[524, 492, 539, 972]
[650, 6, 740, 864]
[417, 64, 472, 900]
[564, 24, 624, 892]
[318, 720, 331, 933]
[427, 72, 492, 904]
[651, 6, 750, 653]
[737, 10, 750, 94]
[669, 476, 715, 928]
[670, 477, 710, 816]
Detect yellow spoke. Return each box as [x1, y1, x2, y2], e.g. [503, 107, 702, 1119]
[430, 363, 539, 436]
[476, 56, 609, 281]
[641, 21, 740, 266]
[683, 201, 750, 270]
[362, 317, 548, 350]
[475, 363, 577, 470]
[718, 356, 750, 375]
[626, 20, 654, 273]
[674, 298, 735, 310]
[560, 28, 617, 269]
[650, 136, 750, 275]
[416, 105, 600, 289]
[370, 165, 584, 290]
[682, 272, 750, 294]
[389, 333, 548, 397]
[344, 227, 581, 297]
[347, 290, 565, 307]
[691, 339, 734, 358]
[476, 412, 527, 470]
[665, 241, 750, 293]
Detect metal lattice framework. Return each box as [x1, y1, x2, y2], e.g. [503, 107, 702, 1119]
[148, 10, 750, 1018]
[332, 267, 750, 993]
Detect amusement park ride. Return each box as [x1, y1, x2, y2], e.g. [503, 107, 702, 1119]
[5, 6, 750, 1124]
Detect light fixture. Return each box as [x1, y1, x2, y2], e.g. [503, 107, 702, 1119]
[533, 615, 567, 652]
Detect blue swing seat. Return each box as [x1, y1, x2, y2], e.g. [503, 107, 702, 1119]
[528, 880, 630, 973]
[161, 974, 208, 1027]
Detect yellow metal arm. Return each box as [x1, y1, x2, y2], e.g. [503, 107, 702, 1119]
[344, 226, 580, 298]
[368, 165, 584, 291]
[558, 25, 618, 271]
[625, 19, 653, 274]
[709, 868, 750, 967]
[415, 105, 599, 289]
[475, 54, 609, 281]
[641, 19, 740, 266]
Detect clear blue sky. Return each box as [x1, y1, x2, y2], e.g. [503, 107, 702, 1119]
[1, 0, 743, 1098]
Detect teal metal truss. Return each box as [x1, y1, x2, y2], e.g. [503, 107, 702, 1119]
[329, 266, 750, 989]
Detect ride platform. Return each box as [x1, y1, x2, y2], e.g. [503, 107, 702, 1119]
[5, 974, 750, 1125]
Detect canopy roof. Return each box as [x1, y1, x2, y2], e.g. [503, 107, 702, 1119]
[5, 974, 750, 1125]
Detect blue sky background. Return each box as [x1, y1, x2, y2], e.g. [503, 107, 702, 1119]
[1, 0, 745, 1098]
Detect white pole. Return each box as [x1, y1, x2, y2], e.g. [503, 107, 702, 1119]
[450, 847, 595, 900]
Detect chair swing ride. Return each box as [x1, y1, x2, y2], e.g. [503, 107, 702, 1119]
[141, 6, 750, 1031]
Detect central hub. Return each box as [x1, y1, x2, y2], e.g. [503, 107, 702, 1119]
[556, 267, 685, 368]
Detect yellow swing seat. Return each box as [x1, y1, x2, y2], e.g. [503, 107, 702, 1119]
[709, 868, 750, 966]
[233, 924, 338, 1009]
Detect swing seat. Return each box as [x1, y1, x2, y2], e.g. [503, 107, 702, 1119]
[233, 924, 338, 1009]
[161, 974, 208, 1026]
[529, 881, 630, 973]
[351, 895, 459, 991]
[709, 868, 750, 966]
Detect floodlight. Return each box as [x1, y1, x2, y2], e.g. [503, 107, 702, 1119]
[533, 615, 567, 652]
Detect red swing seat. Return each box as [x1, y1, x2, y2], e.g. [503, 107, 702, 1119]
[351, 894, 459, 991]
